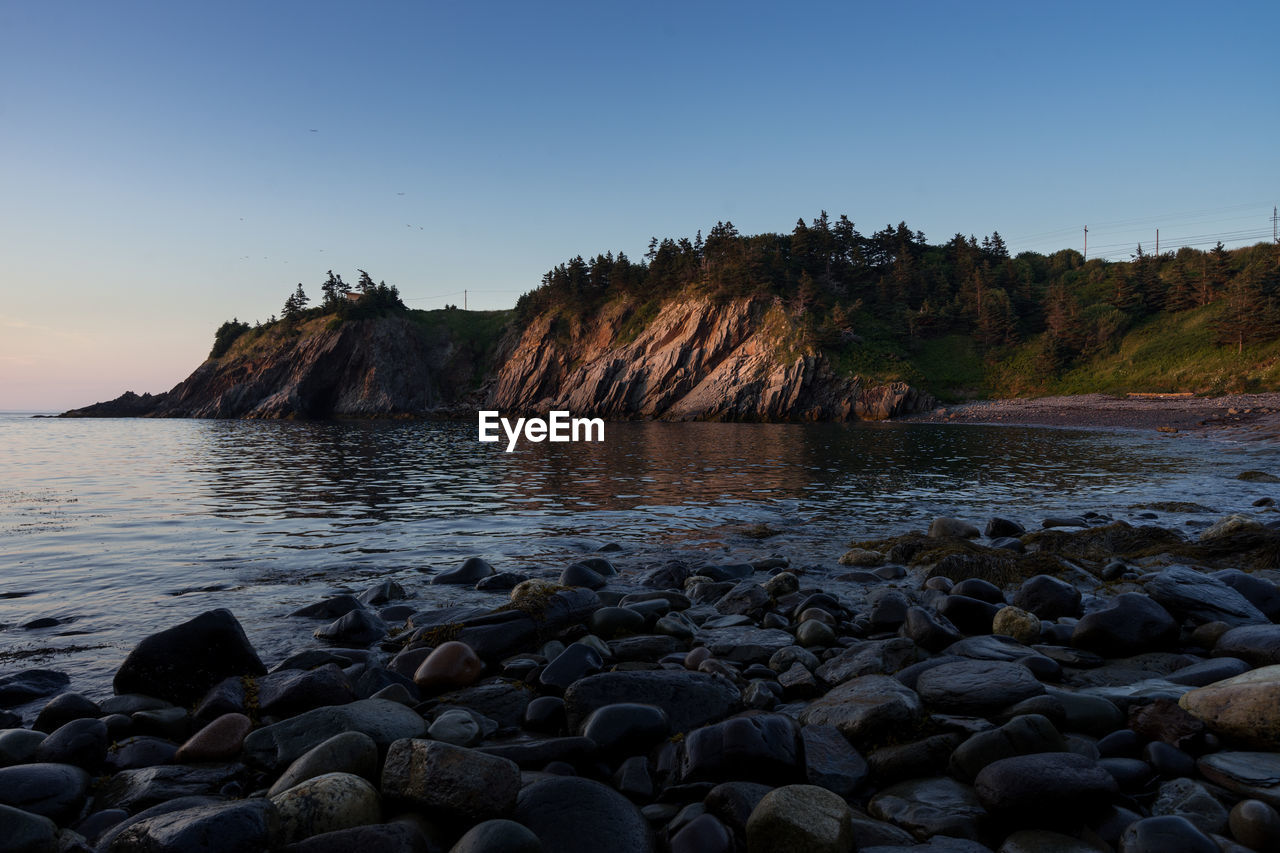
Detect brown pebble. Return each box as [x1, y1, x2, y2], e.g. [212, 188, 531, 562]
[174, 712, 252, 763]
[413, 640, 483, 690]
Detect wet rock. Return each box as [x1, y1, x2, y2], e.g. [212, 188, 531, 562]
[0, 762, 90, 824]
[796, 619, 836, 647]
[433, 556, 495, 585]
[939, 595, 1001, 635]
[0, 803, 58, 852]
[613, 755, 653, 799]
[1143, 741, 1196, 778]
[104, 798, 277, 853]
[1119, 815, 1218, 853]
[581, 703, 669, 758]
[1213, 624, 1280, 667]
[1144, 566, 1268, 627]
[1179, 664, 1280, 747]
[268, 731, 380, 797]
[449, 819, 542, 853]
[97, 764, 241, 812]
[540, 642, 605, 692]
[745, 784, 855, 853]
[915, 659, 1045, 715]
[715, 582, 769, 617]
[952, 578, 1005, 604]
[815, 637, 920, 684]
[1150, 777, 1228, 835]
[704, 781, 772, 836]
[998, 829, 1099, 852]
[290, 595, 364, 619]
[869, 589, 910, 630]
[904, 606, 964, 652]
[564, 671, 739, 734]
[1199, 752, 1280, 808]
[426, 681, 531, 729]
[1200, 514, 1265, 540]
[358, 580, 406, 606]
[172, 713, 251, 764]
[286, 822, 428, 853]
[802, 723, 869, 797]
[560, 563, 606, 589]
[670, 813, 732, 853]
[869, 776, 986, 841]
[33, 692, 100, 733]
[589, 606, 646, 638]
[515, 776, 652, 853]
[798, 675, 923, 744]
[1214, 570, 1280, 620]
[1166, 656, 1251, 686]
[428, 709, 482, 747]
[839, 548, 884, 567]
[413, 641, 484, 692]
[1012, 575, 1082, 620]
[869, 733, 964, 784]
[244, 699, 426, 769]
[974, 752, 1119, 826]
[930, 518, 981, 539]
[314, 608, 387, 646]
[382, 739, 519, 823]
[0, 670, 69, 708]
[949, 714, 1065, 782]
[946, 634, 1041, 662]
[1229, 799, 1280, 852]
[1072, 593, 1178, 655]
[31, 717, 106, 771]
[681, 714, 802, 785]
[985, 517, 1026, 538]
[0, 729, 46, 767]
[475, 571, 528, 592]
[271, 772, 381, 844]
[113, 609, 266, 706]
[103, 735, 178, 772]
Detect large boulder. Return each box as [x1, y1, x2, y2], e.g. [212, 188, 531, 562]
[564, 671, 739, 734]
[1071, 593, 1178, 655]
[1180, 665, 1280, 747]
[113, 609, 266, 706]
[381, 739, 519, 824]
[514, 775, 652, 853]
[104, 798, 278, 853]
[1143, 566, 1269, 627]
[243, 699, 426, 770]
[798, 675, 923, 744]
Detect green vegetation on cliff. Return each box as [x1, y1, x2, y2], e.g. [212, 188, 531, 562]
[516, 214, 1280, 400]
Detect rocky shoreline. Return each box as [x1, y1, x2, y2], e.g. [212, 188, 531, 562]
[5, 511, 1280, 851]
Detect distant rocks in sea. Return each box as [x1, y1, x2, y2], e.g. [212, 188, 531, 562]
[6, 510, 1280, 850]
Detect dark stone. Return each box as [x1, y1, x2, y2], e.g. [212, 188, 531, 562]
[714, 582, 769, 617]
[869, 590, 910, 630]
[1097, 729, 1142, 758]
[540, 642, 605, 693]
[802, 723, 868, 797]
[425, 681, 531, 730]
[945, 634, 1041, 662]
[289, 594, 363, 619]
[1118, 815, 1217, 853]
[477, 736, 597, 771]
[104, 735, 179, 772]
[0, 762, 90, 824]
[104, 797, 276, 853]
[701, 563, 754, 582]
[565, 671, 739, 734]
[475, 571, 528, 592]
[0, 669, 69, 708]
[358, 580, 406, 606]
[447, 819, 539, 853]
[670, 813, 732, 853]
[613, 755, 653, 799]
[952, 578, 1005, 604]
[681, 714, 802, 784]
[1012, 575, 1082, 620]
[589, 606, 646, 638]
[582, 703, 669, 758]
[1098, 756, 1154, 793]
[523, 695, 565, 733]
[985, 517, 1026, 538]
[1213, 624, 1280, 667]
[33, 717, 108, 769]
[974, 752, 1118, 826]
[903, 607, 964, 653]
[1213, 570, 1280, 620]
[868, 776, 987, 841]
[113, 609, 266, 706]
[1144, 741, 1196, 778]
[33, 692, 101, 733]
[1144, 566, 1268, 627]
[609, 635, 680, 662]
[243, 698, 426, 769]
[1165, 656, 1251, 686]
[75, 808, 129, 846]
[640, 561, 692, 590]
[814, 638, 920, 684]
[939, 595, 1001, 635]
[96, 763, 242, 812]
[560, 563, 607, 589]
[313, 608, 387, 646]
[949, 714, 1065, 782]
[1072, 593, 1178, 655]
[915, 659, 1045, 715]
[433, 556, 495, 585]
[868, 734, 964, 784]
[515, 776, 653, 853]
[703, 781, 773, 835]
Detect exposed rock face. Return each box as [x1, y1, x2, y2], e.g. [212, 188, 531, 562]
[64, 298, 934, 422]
[489, 297, 934, 421]
[64, 316, 491, 419]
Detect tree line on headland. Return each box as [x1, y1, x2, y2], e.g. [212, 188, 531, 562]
[211, 213, 1280, 398]
[514, 214, 1280, 395]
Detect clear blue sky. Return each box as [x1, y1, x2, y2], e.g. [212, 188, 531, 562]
[2, 1, 1277, 410]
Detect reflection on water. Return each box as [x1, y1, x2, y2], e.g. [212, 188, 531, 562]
[1, 414, 1277, 695]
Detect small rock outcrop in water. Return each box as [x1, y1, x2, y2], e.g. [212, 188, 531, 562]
[62, 299, 935, 421]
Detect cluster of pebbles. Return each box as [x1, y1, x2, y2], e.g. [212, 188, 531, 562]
[5, 510, 1280, 853]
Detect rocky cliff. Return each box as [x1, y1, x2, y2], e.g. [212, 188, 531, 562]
[64, 314, 497, 419]
[65, 298, 934, 421]
[488, 297, 933, 421]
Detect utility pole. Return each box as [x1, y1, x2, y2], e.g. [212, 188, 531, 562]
[1156, 229, 1159, 256]
[1273, 206, 1278, 243]
[1084, 226, 1088, 261]
[464, 289, 468, 310]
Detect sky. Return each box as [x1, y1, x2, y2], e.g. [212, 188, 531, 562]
[1, 1, 1277, 411]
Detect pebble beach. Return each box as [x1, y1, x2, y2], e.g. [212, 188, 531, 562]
[5, 507, 1280, 852]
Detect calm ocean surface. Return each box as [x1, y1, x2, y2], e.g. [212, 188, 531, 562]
[2, 413, 1278, 698]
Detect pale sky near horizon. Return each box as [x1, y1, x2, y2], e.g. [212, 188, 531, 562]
[2, 1, 1278, 411]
